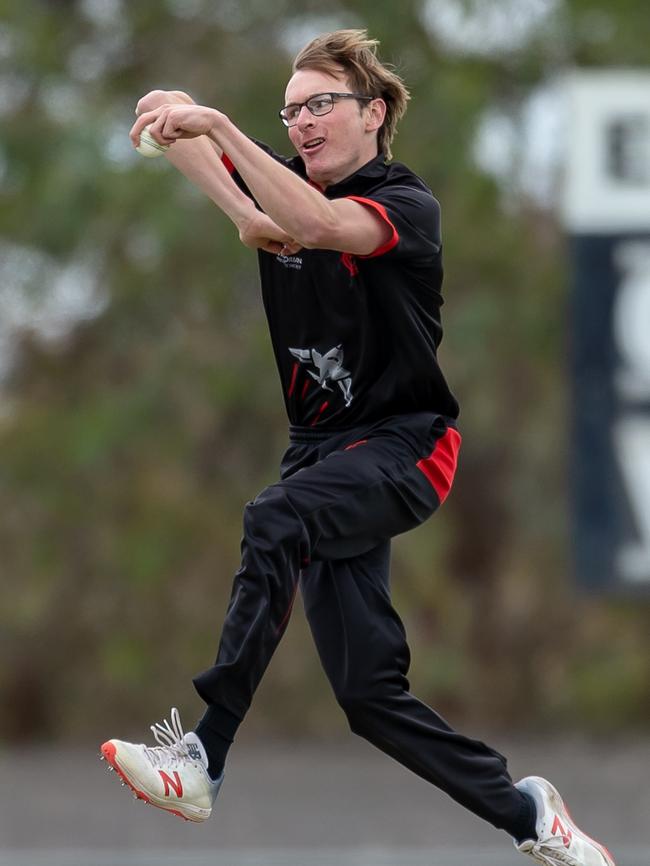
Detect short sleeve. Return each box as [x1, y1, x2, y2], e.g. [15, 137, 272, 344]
[346, 185, 441, 260]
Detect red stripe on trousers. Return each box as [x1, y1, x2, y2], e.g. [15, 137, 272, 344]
[416, 427, 461, 504]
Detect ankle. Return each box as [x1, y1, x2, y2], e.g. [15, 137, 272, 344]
[194, 706, 240, 781]
[514, 791, 538, 844]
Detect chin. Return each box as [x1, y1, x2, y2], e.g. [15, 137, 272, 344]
[307, 167, 328, 183]
[305, 159, 341, 187]
[304, 156, 327, 175]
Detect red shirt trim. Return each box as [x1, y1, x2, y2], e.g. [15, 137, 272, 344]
[221, 153, 235, 174]
[345, 195, 400, 258]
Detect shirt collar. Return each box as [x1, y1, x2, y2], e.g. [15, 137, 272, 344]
[326, 154, 389, 196]
[287, 153, 389, 196]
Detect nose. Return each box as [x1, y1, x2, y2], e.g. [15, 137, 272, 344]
[295, 104, 315, 128]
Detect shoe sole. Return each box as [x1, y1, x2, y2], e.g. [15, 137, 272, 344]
[100, 741, 209, 823]
[529, 776, 616, 866]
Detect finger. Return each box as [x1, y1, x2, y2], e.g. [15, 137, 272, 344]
[145, 105, 190, 143]
[149, 111, 173, 144]
[131, 107, 179, 147]
[130, 108, 164, 145]
[160, 111, 188, 142]
[169, 90, 195, 105]
[134, 89, 164, 116]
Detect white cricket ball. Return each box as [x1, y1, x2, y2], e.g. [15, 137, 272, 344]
[136, 124, 170, 158]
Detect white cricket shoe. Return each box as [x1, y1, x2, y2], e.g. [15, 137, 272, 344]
[515, 776, 615, 866]
[100, 707, 223, 822]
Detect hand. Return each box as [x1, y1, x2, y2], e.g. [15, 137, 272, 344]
[130, 103, 222, 150]
[135, 89, 195, 117]
[238, 211, 302, 256]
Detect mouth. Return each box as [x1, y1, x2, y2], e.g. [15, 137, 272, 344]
[301, 137, 326, 156]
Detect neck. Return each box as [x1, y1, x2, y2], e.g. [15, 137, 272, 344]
[308, 149, 381, 190]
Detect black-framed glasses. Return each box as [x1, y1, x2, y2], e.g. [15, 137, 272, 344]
[279, 92, 373, 127]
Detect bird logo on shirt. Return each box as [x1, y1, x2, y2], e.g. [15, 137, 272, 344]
[289, 345, 354, 406]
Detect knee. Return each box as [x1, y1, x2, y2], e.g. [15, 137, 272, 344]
[243, 486, 307, 551]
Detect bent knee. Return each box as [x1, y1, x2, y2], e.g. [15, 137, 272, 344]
[243, 486, 307, 548]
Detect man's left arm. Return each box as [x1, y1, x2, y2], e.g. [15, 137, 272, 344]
[212, 119, 393, 255]
[131, 103, 393, 256]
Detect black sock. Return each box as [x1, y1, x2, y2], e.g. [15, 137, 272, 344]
[514, 791, 538, 844]
[194, 726, 231, 780]
[194, 705, 240, 781]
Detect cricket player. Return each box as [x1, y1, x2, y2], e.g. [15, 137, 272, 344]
[101, 30, 615, 866]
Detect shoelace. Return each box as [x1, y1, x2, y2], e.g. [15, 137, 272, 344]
[142, 707, 194, 769]
[529, 835, 581, 866]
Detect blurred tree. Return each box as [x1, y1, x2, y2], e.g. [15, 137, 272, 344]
[0, 0, 648, 742]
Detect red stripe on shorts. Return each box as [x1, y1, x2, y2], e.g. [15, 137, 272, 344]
[345, 439, 368, 450]
[416, 427, 462, 504]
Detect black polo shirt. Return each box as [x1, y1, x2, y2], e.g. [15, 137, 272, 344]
[223, 144, 459, 429]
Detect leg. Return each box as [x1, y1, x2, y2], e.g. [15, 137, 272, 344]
[193, 482, 309, 724]
[300, 545, 535, 838]
[193, 419, 450, 728]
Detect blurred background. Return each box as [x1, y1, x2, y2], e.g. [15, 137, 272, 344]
[1, 1, 649, 863]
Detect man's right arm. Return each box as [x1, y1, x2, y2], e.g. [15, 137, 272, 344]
[134, 90, 299, 255]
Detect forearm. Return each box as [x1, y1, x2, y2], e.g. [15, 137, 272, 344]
[131, 100, 390, 256]
[208, 116, 337, 247]
[164, 136, 256, 230]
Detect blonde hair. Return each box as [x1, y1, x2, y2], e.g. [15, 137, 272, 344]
[292, 29, 410, 161]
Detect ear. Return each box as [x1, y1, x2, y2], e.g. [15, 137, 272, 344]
[365, 97, 387, 133]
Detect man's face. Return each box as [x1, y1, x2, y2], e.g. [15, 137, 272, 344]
[283, 68, 380, 187]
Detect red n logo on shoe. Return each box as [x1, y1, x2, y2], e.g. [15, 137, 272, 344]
[551, 815, 573, 848]
[159, 770, 183, 798]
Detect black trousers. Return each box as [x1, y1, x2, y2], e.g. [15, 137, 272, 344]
[193, 411, 530, 836]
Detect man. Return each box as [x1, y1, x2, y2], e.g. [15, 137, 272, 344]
[101, 30, 615, 866]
